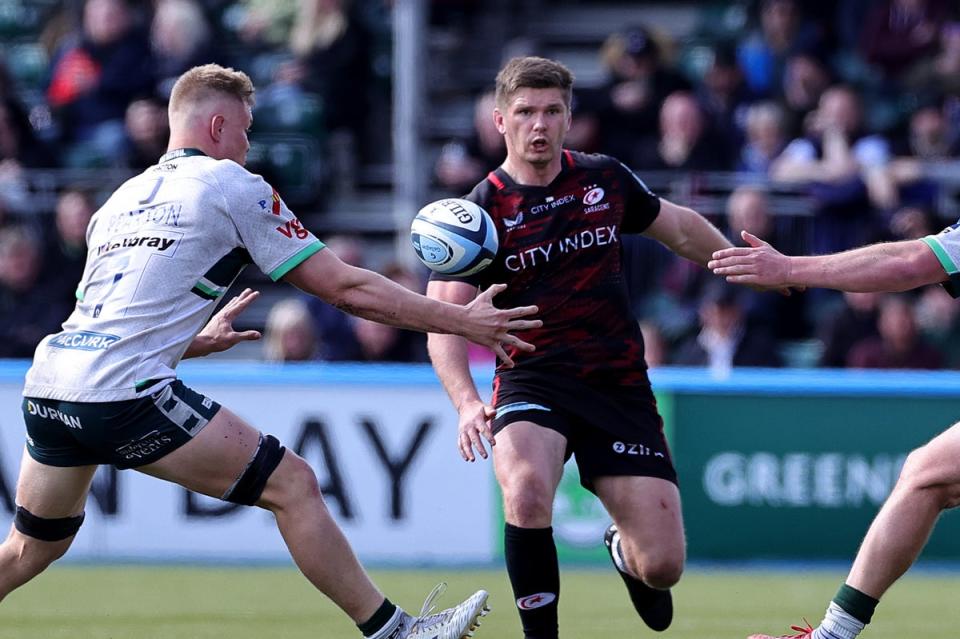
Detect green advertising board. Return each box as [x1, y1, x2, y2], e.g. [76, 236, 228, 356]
[495, 369, 960, 563]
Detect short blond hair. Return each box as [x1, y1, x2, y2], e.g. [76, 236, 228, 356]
[495, 56, 573, 110]
[169, 64, 255, 115]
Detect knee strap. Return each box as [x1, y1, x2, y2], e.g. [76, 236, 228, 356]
[14, 506, 85, 542]
[222, 434, 286, 506]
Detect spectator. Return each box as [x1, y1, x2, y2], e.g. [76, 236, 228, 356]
[288, 0, 371, 142]
[229, 0, 299, 49]
[887, 104, 959, 209]
[633, 91, 731, 172]
[0, 226, 73, 358]
[43, 187, 95, 309]
[0, 97, 53, 213]
[591, 24, 690, 161]
[738, 0, 824, 98]
[779, 51, 832, 130]
[45, 0, 156, 167]
[817, 291, 881, 367]
[263, 297, 319, 361]
[847, 293, 942, 369]
[915, 286, 960, 369]
[771, 85, 893, 252]
[435, 90, 506, 194]
[672, 281, 784, 374]
[725, 186, 810, 340]
[860, 0, 948, 80]
[151, 0, 220, 100]
[903, 21, 960, 95]
[738, 101, 789, 174]
[122, 96, 170, 169]
[696, 42, 755, 154]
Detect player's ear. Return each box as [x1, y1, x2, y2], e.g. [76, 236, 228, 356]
[493, 108, 506, 134]
[210, 114, 225, 142]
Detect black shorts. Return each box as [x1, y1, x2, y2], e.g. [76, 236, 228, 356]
[491, 370, 677, 493]
[23, 380, 221, 469]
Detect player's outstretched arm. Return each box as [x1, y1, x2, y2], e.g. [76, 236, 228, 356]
[426, 279, 496, 462]
[183, 288, 262, 359]
[642, 199, 733, 266]
[284, 249, 542, 361]
[709, 231, 946, 293]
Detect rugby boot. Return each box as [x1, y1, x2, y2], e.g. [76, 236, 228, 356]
[604, 524, 673, 632]
[385, 583, 490, 639]
[748, 621, 816, 639]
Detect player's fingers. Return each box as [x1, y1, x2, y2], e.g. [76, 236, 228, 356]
[504, 335, 536, 352]
[741, 230, 769, 247]
[468, 427, 488, 460]
[458, 432, 474, 462]
[710, 247, 753, 261]
[235, 330, 261, 342]
[493, 343, 515, 367]
[506, 319, 541, 332]
[484, 283, 508, 298]
[503, 304, 539, 319]
[479, 420, 496, 447]
[222, 289, 259, 317]
[725, 274, 760, 285]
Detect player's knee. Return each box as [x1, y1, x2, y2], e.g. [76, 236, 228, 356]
[258, 451, 322, 512]
[635, 553, 684, 590]
[501, 480, 554, 527]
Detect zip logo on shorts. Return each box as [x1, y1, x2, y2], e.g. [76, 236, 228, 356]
[49, 331, 120, 351]
[516, 592, 557, 610]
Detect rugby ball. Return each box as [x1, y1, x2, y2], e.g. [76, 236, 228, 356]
[411, 198, 498, 276]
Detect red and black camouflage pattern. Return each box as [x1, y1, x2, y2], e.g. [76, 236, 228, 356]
[432, 150, 661, 389]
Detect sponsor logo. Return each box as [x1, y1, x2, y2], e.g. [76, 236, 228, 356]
[442, 199, 475, 225]
[96, 235, 176, 256]
[529, 194, 576, 216]
[503, 212, 524, 229]
[504, 224, 619, 272]
[612, 441, 664, 458]
[25, 400, 83, 429]
[49, 331, 120, 351]
[116, 430, 174, 461]
[271, 188, 282, 215]
[517, 593, 557, 610]
[583, 186, 605, 206]
[276, 217, 310, 240]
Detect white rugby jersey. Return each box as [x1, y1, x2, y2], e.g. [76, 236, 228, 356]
[24, 149, 324, 401]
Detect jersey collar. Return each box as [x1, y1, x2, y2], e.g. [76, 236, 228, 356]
[490, 149, 573, 190]
[159, 148, 207, 163]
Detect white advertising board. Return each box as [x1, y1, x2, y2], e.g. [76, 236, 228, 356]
[0, 363, 495, 564]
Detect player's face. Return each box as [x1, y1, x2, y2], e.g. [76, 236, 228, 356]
[495, 88, 571, 168]
[216, 98, 252, 165]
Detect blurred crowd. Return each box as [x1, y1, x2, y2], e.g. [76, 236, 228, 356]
[3, 0, 960, 369]
[435, 0, 960, 372]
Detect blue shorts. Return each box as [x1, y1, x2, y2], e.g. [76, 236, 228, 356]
[23, 380, 221, 469]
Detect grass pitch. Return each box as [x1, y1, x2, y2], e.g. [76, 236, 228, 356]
[0, 565, 956, 638]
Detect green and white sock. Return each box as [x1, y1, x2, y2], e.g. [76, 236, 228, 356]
[812, 602, 865, 639]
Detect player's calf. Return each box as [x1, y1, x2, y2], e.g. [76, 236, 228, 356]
[0, 506, 84, 599]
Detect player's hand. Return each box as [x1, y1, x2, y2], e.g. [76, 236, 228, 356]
[185, 288, 262, 358]
[457, 398, 496, 462]
[708, 231, 793, 290]
[462, 283, 542, 368]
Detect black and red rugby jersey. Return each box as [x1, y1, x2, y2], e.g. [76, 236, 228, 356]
[432, 149, 661, 386]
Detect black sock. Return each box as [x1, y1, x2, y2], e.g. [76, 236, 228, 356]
[504, 523, 560, 639]
[833, 583, 879, 625]
[357, 598, 398, 637]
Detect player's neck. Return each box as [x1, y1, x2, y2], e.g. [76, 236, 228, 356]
[501, 156, 562, 187]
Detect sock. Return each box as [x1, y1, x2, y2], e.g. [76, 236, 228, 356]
[832, 584, 879, 625]
[812, 601, 867, 639]
[504, 523, 560, 639]
[358, 598, 402, 638]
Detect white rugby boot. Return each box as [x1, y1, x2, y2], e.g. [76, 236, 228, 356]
[376, 584, 490, 639]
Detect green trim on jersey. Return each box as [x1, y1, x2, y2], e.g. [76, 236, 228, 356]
[921, 236, 958, 274]
[191, 279, 222, 300]
[75, 287, 84, 301]
[268, 241, 324, 281]
[190, 247, 253, 300]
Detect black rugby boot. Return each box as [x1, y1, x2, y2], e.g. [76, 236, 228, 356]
[603, 524, 673, 632]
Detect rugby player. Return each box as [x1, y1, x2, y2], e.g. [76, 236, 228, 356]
[426, 56, 741, 638]
[0, 64, 544, 639]
[710, 230, 960, 639]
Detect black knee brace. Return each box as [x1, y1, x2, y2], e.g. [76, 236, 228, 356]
[222, 433, 286, 506]
[14, 506, 85, 542]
